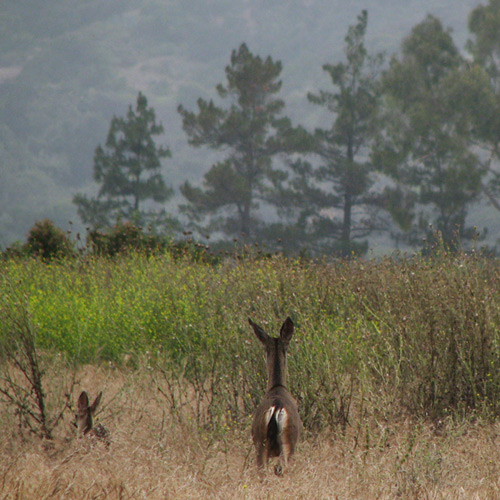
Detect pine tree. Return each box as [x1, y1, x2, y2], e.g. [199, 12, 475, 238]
[73, 92, 176, 231]
[284, 11, 384, 256]
[462, 0, 500, 217]
[373, 15, 485, 248]
[178, 43, 297, 241]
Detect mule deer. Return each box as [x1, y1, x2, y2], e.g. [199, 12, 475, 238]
[249, 317, 301, 476]
[75, 390, 110, 445]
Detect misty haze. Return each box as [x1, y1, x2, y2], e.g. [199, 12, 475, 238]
[0, 0, 497, 256]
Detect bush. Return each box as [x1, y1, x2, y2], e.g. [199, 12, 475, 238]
[0, 291, 75, 439]
[1, 241, 25, 260]
[23, 219, 75, 261]
[86, 222, 219, 263]
[2, 250, 500, 432]
[87, 221, 166, 256]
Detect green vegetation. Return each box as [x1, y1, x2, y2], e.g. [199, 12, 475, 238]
[73, 92, 177, 231]
[287, 10, 385, 256]
[2, 219, 77, 261]
[178, 43, 305, 241]
[375, 15, 485, 248]
[3, 0, 496, 256]
[2, 249, 500, 434]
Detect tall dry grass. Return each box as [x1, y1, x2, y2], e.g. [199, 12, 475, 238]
[2, 250, 500, 430]
[2, 250, 500, 498]
[1, 363, 500, 500]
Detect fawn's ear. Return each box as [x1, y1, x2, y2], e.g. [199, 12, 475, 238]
[78, 391, 89, 412]
[280, 317, 294, 346]
[90, 391, 102, 414]
[249, 318, 270, 345]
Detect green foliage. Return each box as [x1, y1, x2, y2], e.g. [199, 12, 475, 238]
[464, 0, 500, 218]
[375, 15, 486, 248]
[2, 249, 500, 434]
[178, 43, 300, 240]
[74, 92, 176, 231]
[23, 219, 76, 261]
[87, 221, 166, 257]
[85, 222, 219, 264]
[357, 252, 500, 419]
[467, 0, 500, 78]
[285, 11, 385, 257]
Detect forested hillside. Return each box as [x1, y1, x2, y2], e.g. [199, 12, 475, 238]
[0, 0, 487, 250]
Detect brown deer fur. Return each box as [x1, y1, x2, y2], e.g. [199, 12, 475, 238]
[76, 391, 110, 445]
[249, 317, 301, 476]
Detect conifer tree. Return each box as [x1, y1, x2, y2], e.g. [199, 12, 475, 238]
[373, 15, 485, 247]
[74, 92, 176, 231]
[178, 43, 298, 240]
[284, 11, 384, 256]
[461, 0, 500, 216]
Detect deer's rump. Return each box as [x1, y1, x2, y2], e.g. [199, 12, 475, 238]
[252, 387, 300, 455]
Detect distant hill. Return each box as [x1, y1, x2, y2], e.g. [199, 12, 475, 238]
[0, 0, 486, 249]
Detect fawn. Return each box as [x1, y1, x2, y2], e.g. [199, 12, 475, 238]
[75, 390, 110, 445]
[249, 317, 301, 476]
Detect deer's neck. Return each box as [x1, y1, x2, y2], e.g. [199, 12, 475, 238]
[267, 343, 287, 390]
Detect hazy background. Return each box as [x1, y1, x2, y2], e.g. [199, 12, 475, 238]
[0, 0, 487, 249]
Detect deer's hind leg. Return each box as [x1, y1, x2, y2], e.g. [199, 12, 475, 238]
[274, 444, 288, 476]
[274, 432, 294, 476]
[256, 441, 269, 469]
[255, 442, 271, 481]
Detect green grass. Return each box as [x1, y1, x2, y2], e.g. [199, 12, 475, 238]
[2, 250, 500, 432]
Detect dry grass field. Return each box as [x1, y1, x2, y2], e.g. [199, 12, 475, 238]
[1, 364, 500, 500]
[2, 252, 500, 499]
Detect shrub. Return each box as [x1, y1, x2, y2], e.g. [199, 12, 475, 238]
[1, 241, 25, 260]
[0, 292, 75, 439]
[87, 221, 165, 256]
[2, 250, 500, 432]
[23, 219, 75, 261]
[87, 222, 219, 263]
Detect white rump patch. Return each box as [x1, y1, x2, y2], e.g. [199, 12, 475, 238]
[275, 407, 287, 434]
[265, 406, 276, 427]
[264, 406, 288, 434]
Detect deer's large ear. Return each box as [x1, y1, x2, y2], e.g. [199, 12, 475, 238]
[78, 391, 89, 412]
[249, 318, 270, 344]
[90, 391, 102, 414]
[280, 317, 294, 345]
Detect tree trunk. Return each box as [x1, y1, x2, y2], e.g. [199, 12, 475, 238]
[342, 191, 352, 248]
[341, 137, 354, 255]
[241, 202, 251, 238]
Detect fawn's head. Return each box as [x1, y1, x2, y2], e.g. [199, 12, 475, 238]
[75, 390, 102, 436]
